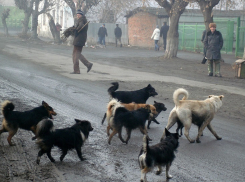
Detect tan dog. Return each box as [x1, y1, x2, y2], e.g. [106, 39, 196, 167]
[105, 99, 157, 136]
[161, 88, 224, 143]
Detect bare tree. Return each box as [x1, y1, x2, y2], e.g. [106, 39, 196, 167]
[1, 8, 10, 36]
[155, 0, 189, 59]
[14, 0, 35, 38]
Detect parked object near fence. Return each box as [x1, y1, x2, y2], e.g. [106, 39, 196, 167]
[235, 59, 245, 79]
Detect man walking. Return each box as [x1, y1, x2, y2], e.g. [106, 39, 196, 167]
[71, 10, 93, 74]
[151, 25, 160, 51]
[114, 24, 122, 47]
[204, 23, 223, 77]
[98, 24, 108, 47]
[160, 22, 169, 51]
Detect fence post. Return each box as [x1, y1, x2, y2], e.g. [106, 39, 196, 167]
[181, 23, 185, 50]
[194, 24, 197, 52]
[235, 17, 240, 57]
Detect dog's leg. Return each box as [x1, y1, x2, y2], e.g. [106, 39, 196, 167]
[152, 117, 160, 125]
[30, 126, 37, 140]
[166, 162, 173, 179]
[184, 121, 195, 143]
[107, 125, 111, 136]
[37, 149, 46, 164]
[196, 119, 211, 143]
[147, 120, 152, 129]
[140, 167, 151, 182]
[139, 126, 152, 141]
[108, 129, 118, 145]
[161, 110, 178, 141]
[7, 129, 17, 146]
[198, 125, 203, 136]
[47, 149, 55, 162]
[207, 123, 222, 140]
[118, 127, 126, 144]
[125, 128, 132, 144]
[60, 149, 68, 161]
[75, 146, 86, 161]
[101, 113, 107, 125]
[156, 165, 162, 175]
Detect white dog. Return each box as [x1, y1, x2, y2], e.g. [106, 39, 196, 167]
[161, 88, 224, 143]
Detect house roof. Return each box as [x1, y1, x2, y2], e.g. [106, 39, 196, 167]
[125, 7, 243, 19]
[125, 7, 168, 18]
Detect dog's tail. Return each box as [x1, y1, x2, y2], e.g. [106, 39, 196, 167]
[36, 119, 54, 138]
[104, 99, 123, 125]
[107, 82, 119, 97]
[173, 88, 189, 106]
[138, 135, 149, 169]
[1, 100, 15, 118]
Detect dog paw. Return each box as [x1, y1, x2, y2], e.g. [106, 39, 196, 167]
[9, 143, 16, 146]
[156, 171, 162, 175]
[80, 157, 86, 161]
[196, 139, 201, 143]
[217, 137, 222, 140]
[190, 140, 195, 143]
[167, 174, 173, 179]
[32, 136, 37, 140]
[36, 159, 40, 165]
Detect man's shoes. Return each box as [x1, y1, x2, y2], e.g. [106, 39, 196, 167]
[70, 72, 80, 74]
[215, 73, 222, 77]
[208, 73, 213, 76]
[87, 63, 93, 73]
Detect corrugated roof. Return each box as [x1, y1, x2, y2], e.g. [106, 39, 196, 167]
[125, 7, 168, 18]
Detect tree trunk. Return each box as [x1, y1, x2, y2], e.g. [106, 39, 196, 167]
[165, 13, 181, 59]
[46, 13, 61, 44]
[21, 11, 32, 36]
[198, 0, 220, 31]
[1, 19, 9, 36]
[31, 0, 40, 39]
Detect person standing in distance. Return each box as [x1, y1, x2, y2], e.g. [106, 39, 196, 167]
[114, 24, 122, 47]
[98, 24, 108, 47]
[151, 25, 160, 51]
[204, 23, 223, 77]
[71, 10, 93, 74]
[160, 22, 169, 51]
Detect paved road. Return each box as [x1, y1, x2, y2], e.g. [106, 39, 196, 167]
[0, 43, 245, 182]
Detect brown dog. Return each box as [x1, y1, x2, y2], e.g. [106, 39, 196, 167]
[105, 99, 158, 136]
[0, 100, 57, 146]
[161, 88, 224, 143]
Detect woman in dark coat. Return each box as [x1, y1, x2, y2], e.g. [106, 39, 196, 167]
[204, 23, 223, 77]
[71, 10, 93, 74]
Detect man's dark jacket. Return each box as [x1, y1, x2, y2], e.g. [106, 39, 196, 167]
[160, 25, 169, 38]
[204, 30, 223, 60]
[114, 27, 122, 38]
[73, 16, 88, 47]
[98, 27, 108, 37]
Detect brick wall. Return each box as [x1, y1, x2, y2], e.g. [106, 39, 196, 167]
[128, 12, 157, 48]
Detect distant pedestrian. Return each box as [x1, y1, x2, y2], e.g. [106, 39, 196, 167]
[151, 25, 160, 51]
[1, 8, 10, 36]
[55, 22, 62, 44]
[114, 24, 122, 47]
[70, 10, 93, 74]
[160, 22, 169, 51]
[98, 24, 107, 47]
[204, 23, 223, 77]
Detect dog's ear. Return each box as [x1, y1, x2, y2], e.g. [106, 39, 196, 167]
[146, 84, 152, 89]
[208, 95, 214, 98]
[219, 95, 224, 100]
[165, 128, 170, 136]
[42, 101, 49, 107]
[75, 119, 81, 123]
[154, 101, 157, 104]
[145, 105, 151, 111]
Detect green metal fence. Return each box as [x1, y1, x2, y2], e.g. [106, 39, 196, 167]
[178, 19, 235, 54]
[235, 18, 245, 58]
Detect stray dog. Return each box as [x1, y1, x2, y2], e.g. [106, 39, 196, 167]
[36, 119, 93, 164]
[138, 128, 179, 182]
[101, 82, 158, 124]
[147, 101, 167, 129]
[0, 100, 57, 146]
[108, 104, 152, 145]
[161, 88, 224, 143]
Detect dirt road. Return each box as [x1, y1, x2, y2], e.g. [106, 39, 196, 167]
[0, 35, 245, 182]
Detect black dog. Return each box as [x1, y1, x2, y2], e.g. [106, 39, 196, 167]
[108, 106, 152, 145]
[102, 82, 158, 124]
[138, 128, 179, 182]
[36, 119, 93, 164]
[0, 100, 57, 146]
[147, 101, 167, 129]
